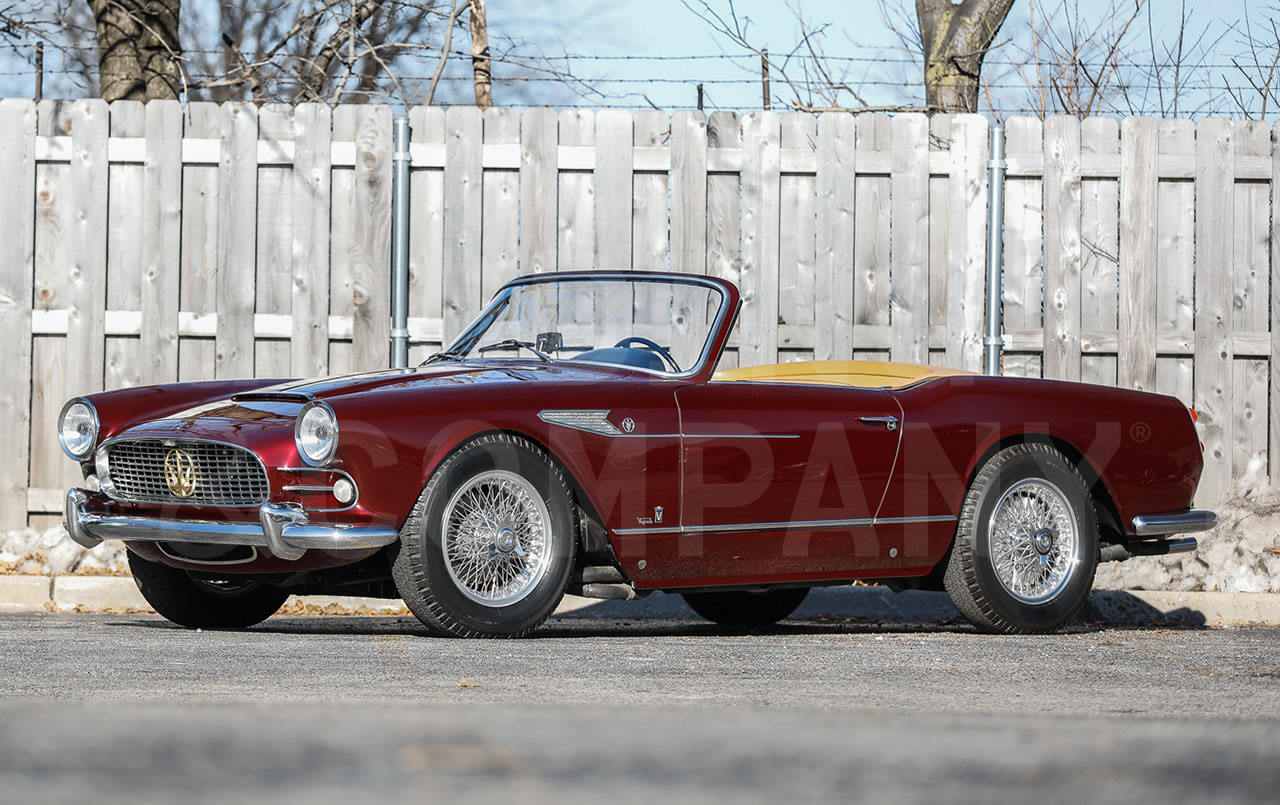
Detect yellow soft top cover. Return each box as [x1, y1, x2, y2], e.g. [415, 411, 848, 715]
[712, 360, 975, 390]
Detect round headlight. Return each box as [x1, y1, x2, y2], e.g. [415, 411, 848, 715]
[58, 398, 100, 460]
[295, 401, 339, 465]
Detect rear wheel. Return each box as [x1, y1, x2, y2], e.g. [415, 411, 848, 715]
[682, 588, 809, 626]
[943, 443, 1099, 634]
[127, 550, 288, 629]
[391, 433, 577, 638]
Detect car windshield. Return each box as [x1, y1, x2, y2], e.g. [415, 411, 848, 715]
[442, 275, 727, 376]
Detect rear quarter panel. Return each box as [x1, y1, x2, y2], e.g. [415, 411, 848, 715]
[882, 375, 1202, 535]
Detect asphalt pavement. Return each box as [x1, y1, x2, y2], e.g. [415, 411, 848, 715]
[3, 602, 1280, 803]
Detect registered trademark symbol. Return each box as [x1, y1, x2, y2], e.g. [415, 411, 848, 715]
[1130, 422, 1150, 443]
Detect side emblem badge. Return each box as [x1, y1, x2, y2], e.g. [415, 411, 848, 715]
[164, 448, 197, 498]
[620, 417, 635, 433]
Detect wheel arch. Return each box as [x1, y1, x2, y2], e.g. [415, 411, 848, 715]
[967, 432, 1124, 545]
[417, 426, 612, 560]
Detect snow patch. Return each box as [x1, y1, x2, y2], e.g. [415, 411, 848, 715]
[0, 527, 128, 576]
[1095, 489, 1280, 593]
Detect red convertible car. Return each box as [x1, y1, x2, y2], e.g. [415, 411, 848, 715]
[60, 271, 1216, 636]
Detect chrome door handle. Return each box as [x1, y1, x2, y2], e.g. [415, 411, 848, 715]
[858, 415, 898, 432]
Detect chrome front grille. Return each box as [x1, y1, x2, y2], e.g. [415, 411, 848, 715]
[103, 439, 270, 506]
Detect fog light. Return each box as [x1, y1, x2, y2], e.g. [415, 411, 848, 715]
[333, 477, 356, 504]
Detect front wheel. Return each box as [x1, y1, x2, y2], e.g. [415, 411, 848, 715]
[127, 551, 289, 629]
[391, 433, 577, 638]
[943, 443, 1099, 634]
[682, 588, 809, 626]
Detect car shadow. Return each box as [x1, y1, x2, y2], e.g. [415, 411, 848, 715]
[104, 588, 1210, 637]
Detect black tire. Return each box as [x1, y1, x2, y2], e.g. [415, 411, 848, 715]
[390, 433, 577, 638]
[943, 443, 1099, 634]
[682, 588, 809, 626]
[127, 550, 289, 629]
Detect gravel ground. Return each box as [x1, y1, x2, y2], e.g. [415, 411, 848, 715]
[3, 610, 1279, 803]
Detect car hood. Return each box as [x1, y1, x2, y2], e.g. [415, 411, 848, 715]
[235, 360, 634, 401]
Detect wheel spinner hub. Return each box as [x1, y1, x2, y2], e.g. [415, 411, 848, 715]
[491, 525, 522, 556]
[987, 479, 1079, 604]
[1033, 528, 1055, 556]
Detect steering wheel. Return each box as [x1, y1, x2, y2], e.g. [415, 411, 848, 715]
[613, 337, 681, 373]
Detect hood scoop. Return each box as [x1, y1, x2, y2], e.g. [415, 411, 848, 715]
[230, 391, 315, 403]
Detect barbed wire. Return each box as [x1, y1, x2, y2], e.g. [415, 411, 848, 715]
[3, 41, 1270, 73]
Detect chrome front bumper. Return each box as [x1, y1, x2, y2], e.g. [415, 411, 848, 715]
[64, 488, 398, 561]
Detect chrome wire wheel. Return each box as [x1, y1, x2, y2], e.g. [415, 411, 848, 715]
[986, 478, 1080, 604]
[441, 469, 552, 608]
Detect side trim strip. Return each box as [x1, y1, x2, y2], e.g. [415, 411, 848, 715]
[538, 409, 798, 440]
[613, 513, 956, 536]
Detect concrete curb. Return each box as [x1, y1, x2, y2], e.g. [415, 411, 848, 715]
[3, 575, 1278, 627]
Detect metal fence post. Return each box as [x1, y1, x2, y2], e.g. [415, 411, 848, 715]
[983, 123, 1006, 376]
[390, 115, 411, 369]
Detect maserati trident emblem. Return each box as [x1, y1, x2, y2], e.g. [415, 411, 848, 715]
[164, 448, 197, 498]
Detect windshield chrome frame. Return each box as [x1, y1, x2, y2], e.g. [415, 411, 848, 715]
[444, 272, 735, 381]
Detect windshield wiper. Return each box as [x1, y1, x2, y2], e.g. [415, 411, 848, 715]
[475, 339, 553, 363]
[420, 350, 467, 366]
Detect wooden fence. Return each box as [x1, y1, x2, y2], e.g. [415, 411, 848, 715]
[0, 99, 1269, 528]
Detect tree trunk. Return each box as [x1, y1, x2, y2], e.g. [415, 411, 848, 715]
[916, 0, 1014, 113]
[469, 0, 492, 108]
[88, 0, 182, 102]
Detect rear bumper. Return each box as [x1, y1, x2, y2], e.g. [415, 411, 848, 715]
[1132, 509, 1219, 538]
[64, 488, 398, 561]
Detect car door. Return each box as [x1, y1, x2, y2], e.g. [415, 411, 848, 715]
[640, 381, 903, 585]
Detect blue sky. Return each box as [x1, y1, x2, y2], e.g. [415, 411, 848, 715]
[489, 0, 1264, 115]
[0, 0, 1268, 116]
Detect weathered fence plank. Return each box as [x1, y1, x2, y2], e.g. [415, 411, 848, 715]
[254, 104, 295, 378]
[1080, 118, 1120, 386]
[632, 110, 670, 274]
[671, 110, 708, 276]
[178, 103, 220, 382]
[1118, 116, 1158, 392]
[778, 113, 816, 357]
[1272, 122, 1280, 486]
[0, 99, 35, 528]
[854, 115, 890, 362]
[558, 109, 596, 279]
[739, 110, 781, 366]
[290, 102, 332, 377]
[408, 105, 445, 361]
[215, 102, 257, 379]
[813, 112, 854, 362]
[139, 100, 182, 386]
[348, 105, 392, 371]
[1001, 116, 1043, 379]
[927, 115, 952, 368]
[442, 106, 483, 345]
[890, 113, 929, 364]
[105, 101, 145, 392]
[1155, 120, 1195, 403]
[67, 99, 108, 396]
[1194, 118, 1235, 505]
[946, 115, 988, 372]
[594, 110, 633, 271]
[480, 107, 519, 305]
[1044, 116, 1082, 381]
[520, 108, 558, 274]
[1232, 121, 1270, 486]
